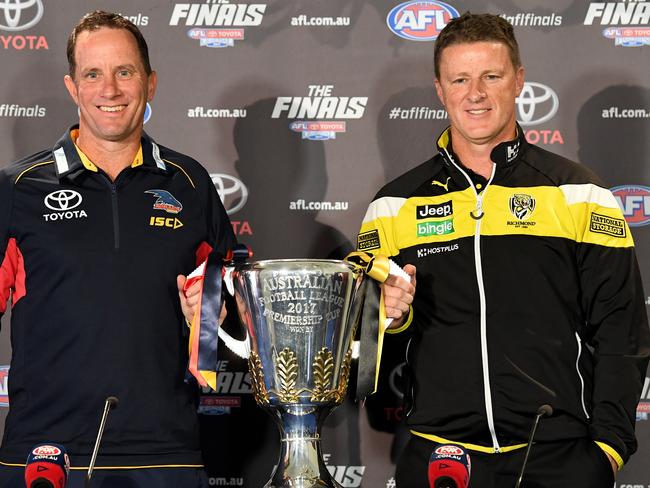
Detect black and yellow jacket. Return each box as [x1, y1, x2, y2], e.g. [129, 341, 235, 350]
[0, 127, 235, 468]
[357, 126, 650, 466]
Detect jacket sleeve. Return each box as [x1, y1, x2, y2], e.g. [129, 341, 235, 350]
[356, 194, 402, 258]
[356, 194, 414, 334]
[0, 169, 15, 321]
[571, 183, 650, 464]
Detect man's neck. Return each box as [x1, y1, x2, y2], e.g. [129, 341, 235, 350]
[450, 127, 517, 179]
[75, 131, 141, 181]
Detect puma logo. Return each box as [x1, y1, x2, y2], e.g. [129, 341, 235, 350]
[431, 176, 451, 192]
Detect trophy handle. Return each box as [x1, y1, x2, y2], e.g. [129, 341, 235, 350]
[217, 327, 250, 359]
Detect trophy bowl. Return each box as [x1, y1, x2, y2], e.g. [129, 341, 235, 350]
[232, 259, 366, 488]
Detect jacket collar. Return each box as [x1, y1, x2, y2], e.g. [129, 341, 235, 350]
[436, 123, 527, 169]
[52, 125, 168, 181]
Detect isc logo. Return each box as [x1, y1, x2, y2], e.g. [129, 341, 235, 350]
[386, 1, 459, 41]
[611, 185, 650, 227]
[149, 216, 184, 229]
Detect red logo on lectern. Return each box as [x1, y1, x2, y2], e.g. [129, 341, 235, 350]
[0, 366, 9, 407]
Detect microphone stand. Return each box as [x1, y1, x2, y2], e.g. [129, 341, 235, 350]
[514, 404, 553, 488]
[85, 396, 119, 488]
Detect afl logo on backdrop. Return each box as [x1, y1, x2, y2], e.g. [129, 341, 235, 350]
[387, 1, 459, 41]
[0, 366, 9, 407]
[612, 185, 650, 227]
[0, 0, 43, 31]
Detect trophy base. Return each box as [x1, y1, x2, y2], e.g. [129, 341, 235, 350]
[262, 407, 342, 488]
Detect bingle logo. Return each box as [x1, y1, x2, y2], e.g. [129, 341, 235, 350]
[0, 0, 43, 31]
[516, 82, 559, 126]
[387, 1, 459, 41]
[210, 173, 248, 215]
[44, 190, 82, 212]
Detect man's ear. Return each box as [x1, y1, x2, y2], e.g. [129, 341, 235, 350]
[64, 74, 79, 106]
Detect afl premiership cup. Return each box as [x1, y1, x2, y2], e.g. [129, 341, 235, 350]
[231, 259, 365, 488]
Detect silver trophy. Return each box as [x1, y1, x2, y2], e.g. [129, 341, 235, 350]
[230, 259, 365, 488]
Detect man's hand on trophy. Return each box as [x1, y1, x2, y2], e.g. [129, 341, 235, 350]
[381, 264, 416, 329]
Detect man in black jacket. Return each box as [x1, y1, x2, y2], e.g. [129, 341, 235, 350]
[359, 12, 650, 487]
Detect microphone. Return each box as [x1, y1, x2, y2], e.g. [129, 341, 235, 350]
[514, 404, 553, 488]
[428, 444, 471, 488]
[85, 396, 119, 488]
[24, 443, 70, 488]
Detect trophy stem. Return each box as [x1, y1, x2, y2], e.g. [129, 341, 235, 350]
[264, 405, 341, 488]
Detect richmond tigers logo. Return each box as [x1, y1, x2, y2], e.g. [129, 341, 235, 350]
[509, 194, 536, 220]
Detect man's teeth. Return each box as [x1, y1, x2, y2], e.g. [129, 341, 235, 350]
[468, 109, 488, 114]
[99, 105, 126, 112]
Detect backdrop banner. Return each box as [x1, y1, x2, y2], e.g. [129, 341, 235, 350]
[0, 1, 648, 487]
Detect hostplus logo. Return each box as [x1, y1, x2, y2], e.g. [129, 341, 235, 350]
[584, 1, 650, 47]
[0, 0, 48, 50]
[170, 0, 267, 48]
[43, 190, 88, 222]
[386, 1, 459, 41]
[272, 84, 367, 140]
[516, 81, 564, 146]
[211, 173, 252, 236]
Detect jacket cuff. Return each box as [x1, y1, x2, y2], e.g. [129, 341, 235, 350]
[595, 441, 624, 470]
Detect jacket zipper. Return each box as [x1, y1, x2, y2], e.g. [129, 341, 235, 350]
[446, 154, 501, 452]
[574, 332, 590, 419]
[100, 174, 120, 250]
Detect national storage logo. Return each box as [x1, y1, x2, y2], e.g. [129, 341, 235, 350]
[0, 365, 9, 407]
[387, 1, 459, 41]
[612, 185, 650, 227]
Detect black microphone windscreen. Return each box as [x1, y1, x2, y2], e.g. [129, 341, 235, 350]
[106, 396, 119, 409]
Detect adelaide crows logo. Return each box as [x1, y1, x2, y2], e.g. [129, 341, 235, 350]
[145, 189, 183, 214]
[509, 194, 536, 220]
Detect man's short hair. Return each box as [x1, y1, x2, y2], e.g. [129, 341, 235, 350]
[67, 10, 152, 78]
[434, 12, 521, 79]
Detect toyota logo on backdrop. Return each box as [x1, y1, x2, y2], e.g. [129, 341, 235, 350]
[210, 174, 248, 215]
[0, 0, 44, 31]
[516, 82, 559, 126]
[44, 190, 82, 212]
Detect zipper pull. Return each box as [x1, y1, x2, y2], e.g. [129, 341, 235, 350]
[471, 195, 484, 220]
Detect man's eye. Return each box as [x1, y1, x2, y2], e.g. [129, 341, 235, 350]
[118, 70, 132, 78]
[453, 78, 467, 84]
[85, 72, 98, 80]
